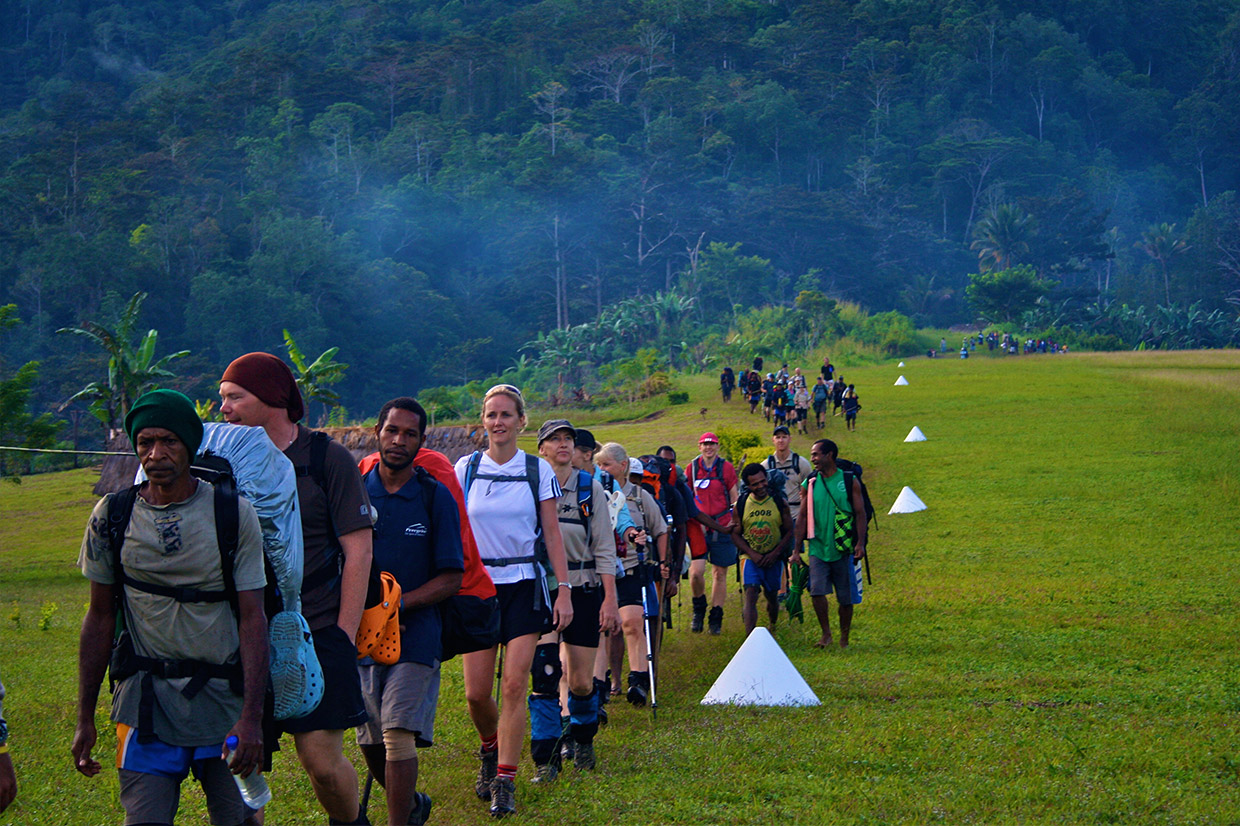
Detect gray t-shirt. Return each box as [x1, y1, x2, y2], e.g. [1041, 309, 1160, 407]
[555, 471, 617, 586]
[80, 481, 265, 746]
[767, 452, 811, 520]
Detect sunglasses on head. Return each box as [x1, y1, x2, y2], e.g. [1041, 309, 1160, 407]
[487, 383, 523, 398]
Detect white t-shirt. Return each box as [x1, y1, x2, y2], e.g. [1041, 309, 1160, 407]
[456, 450, 561, 585]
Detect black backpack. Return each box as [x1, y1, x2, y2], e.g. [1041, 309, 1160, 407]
[103, 452, 258, 743]
[737, 466, 788, 515]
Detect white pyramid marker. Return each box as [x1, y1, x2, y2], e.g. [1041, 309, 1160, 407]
[700, 628, 820, 707]
[894, 375, 909, 386]
[898, 361, 906, 367]
[889, 486, 927, 514]
[904, 426, 927, 442]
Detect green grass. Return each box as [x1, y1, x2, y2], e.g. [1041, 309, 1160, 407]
[3, 350, 1240, 824]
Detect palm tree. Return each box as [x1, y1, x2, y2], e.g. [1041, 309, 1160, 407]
[58, 292, 190, 436]
[1136, 223, 1189, 306]
[283, 330, 348, 426]
[971, 204, 1033, 272]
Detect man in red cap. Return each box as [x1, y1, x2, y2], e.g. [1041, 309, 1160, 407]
[684, 432, 738, 635]
[220, 353, 374, 825]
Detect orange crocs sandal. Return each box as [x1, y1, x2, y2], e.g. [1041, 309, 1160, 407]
[356, 571, 402, 664]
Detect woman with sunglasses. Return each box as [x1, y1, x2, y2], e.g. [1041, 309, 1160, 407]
[455, 385, 573, 818]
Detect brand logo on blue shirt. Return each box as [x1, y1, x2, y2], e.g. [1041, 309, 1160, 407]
[404, 523, 428, 537]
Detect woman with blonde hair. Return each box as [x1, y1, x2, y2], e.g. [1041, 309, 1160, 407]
[455, 385, 573, 818]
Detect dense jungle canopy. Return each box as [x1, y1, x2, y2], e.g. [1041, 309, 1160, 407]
[2, 0, 1240, 421]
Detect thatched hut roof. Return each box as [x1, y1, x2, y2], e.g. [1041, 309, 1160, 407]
[94, 425, 488, 495]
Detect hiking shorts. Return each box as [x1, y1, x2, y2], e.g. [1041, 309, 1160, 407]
[706, 531, 738, 567]
[357, 661, 441, 748]
[615, 568, 657, 609]
[743, 559, 783, 593]
[809, 555, 856, 604]
[281, 624, 368, 733]
[562, 586, 603, 648]
[117, 726, 253, 826]
[495, 578, 553, 643]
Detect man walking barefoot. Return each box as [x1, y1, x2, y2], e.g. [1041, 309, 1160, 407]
[794, 439, 867, 648]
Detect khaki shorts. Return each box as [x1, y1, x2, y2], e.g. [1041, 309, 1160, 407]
[357, 661, 441, 748]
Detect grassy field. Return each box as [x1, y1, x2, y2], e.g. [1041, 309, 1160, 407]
[2, 349, 1239, 824]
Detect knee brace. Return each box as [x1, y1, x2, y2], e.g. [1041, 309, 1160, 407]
[530, 642, 562, 697]
[381, 728, 419, 762]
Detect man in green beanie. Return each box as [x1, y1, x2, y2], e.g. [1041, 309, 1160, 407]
[73, 389, 270, 825]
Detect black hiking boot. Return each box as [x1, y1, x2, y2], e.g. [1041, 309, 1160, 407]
[574, 740, 596, 770]
[626, 670, 649, 707]
[476, 748, 498, 800]
[708, 606, 723, 635]
[691, 596, 707, 633]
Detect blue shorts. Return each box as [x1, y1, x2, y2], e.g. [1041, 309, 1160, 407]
[117, 724, 226, 778]
[743, 559, 783, 593]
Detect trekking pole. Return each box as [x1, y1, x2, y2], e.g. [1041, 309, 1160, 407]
[360, 771, 374, 821]
[636, 543, 658, 723]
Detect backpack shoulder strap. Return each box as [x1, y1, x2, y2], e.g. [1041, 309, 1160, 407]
[766, 455, 775, 470]
[525, 453, 542, 537]
[309, 430, 330, 493]
[792, 454, 801, 474]
[211, 478, 241, 618]
[576, 469, 593, 546]
[106, 485, 141, 614]
[463, 450, 483, 499]
[736, 492, 748, 524]
[413, 465, 439, 543]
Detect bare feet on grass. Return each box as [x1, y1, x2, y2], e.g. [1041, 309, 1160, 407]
[814, 636, 833, 648]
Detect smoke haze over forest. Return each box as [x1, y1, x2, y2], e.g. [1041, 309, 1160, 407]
[1, 0, 1239, 421]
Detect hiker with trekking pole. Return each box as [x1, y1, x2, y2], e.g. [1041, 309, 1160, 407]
[454, 385, 573, 818]
[593, 444, 668, 712]
[525, 419, 620, 782]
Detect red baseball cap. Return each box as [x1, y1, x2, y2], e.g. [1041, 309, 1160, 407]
[699, 432, 719, 444]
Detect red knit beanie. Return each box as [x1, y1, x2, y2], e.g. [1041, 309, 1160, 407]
[220, 352, 306, 423]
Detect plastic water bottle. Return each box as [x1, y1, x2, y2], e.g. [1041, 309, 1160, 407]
[223, 735, 272, 808]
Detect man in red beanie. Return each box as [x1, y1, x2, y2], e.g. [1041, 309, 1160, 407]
[220, 353, 375, 825]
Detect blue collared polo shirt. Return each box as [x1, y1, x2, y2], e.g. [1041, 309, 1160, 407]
[364, 468, 464, 666]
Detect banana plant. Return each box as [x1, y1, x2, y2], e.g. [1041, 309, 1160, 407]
[58, 292, 189, 434]
[283, 329, 348, 426]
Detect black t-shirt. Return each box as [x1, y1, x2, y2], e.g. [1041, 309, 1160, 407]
[286, 426, 374, 631]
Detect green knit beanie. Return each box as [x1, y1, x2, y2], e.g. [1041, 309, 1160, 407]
[124, 389, 204, 460]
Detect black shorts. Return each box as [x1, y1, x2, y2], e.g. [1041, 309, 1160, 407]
[280, 624, 368, 734]
[496, 579, 553, 643]
[561, 586, 603, 648]
[615, 568, 656, 609]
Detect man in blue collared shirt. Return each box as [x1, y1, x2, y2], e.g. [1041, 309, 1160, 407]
[357, 397, 463, 826]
